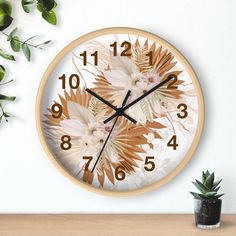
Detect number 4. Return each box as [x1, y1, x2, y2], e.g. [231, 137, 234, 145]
[167, 135, 178, 150]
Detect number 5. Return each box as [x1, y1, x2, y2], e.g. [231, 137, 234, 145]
[144, 156, 155, 172]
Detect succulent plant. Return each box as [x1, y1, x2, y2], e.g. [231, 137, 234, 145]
[190, 170, 224, 200]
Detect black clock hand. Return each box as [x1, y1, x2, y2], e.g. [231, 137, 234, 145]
[104, 74, 175, 124]
[86, 88, 117, 110]
[91, 91, 131, 173]
[86, 88, 137, 124]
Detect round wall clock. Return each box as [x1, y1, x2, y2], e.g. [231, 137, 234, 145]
[36, 27, 204, 196]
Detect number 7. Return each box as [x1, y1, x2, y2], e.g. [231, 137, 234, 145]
[83, 156, 93, 171]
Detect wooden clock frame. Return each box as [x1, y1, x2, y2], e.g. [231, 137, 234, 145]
[36, 27, 204, 196]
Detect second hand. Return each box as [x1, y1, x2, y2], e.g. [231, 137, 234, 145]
[91, 90, 131, 173]
[91, 115, 119, 173]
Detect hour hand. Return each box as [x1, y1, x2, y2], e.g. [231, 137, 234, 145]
[86, 88, 136, 124]
[86, 88, 117, 110]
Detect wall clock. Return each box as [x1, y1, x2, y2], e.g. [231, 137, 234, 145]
[36, 27, 204, 196]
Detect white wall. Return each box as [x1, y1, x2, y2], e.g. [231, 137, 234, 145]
[0, 0, 235, 213]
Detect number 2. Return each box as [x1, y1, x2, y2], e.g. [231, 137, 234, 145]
[167, 74, 178, 89]
[110, 41, 131, 57]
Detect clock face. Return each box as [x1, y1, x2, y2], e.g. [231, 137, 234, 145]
[36, 28, 204, 195]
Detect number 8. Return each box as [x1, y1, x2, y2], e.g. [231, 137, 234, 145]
[60, 135, 72, 150]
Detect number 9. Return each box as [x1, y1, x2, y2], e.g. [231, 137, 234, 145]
[51, 103, 62, 118]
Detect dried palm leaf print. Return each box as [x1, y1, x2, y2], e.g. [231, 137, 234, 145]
[43, 87, 166, 187]
[43, 36, 196, 188]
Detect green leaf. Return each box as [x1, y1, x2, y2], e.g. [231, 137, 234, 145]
[193, 180, 209, 193]
[211, 179, 222, 191]
[213, 186, 221, 192]
[0, 65, 5, 82]
[36, 3, 44, 12]
[10, 36, 21, 52]
[202, 171, 207, 183]
[214, 194, 224, 199]
[197, 192, 218, 199]
[0, 14, 13, 31]
[53, 1, 57, 9]
[0, 0, 12, 15]
[24, 35, 38, 43]
[7, 27, 18, 41]
[36, 40, 51, 47]
[4, 112, 11, 117]
[0, 94, 16, 101]
[0, 49, 15, 61]
[21, 0, 35, 13]
[205, 170, 210, 178]
[0, 0, 13, 30]
[21, 43, 31, 61]
[204, 191, 218, 197]
[190, 192, 202, 199]
[197, 193, 209, 199]
[205, 172, 214, 188]
[37, 0, 55, 11]
[42, 10, 57, 25]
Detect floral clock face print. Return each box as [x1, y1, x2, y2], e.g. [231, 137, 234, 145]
[36, 28, 204, 196]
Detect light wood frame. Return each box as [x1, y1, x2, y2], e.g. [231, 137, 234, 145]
[35, 27, 205, 196]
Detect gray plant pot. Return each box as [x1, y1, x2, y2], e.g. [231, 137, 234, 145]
[194, 198, 222, 229]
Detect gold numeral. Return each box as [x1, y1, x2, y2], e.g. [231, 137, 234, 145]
[110, 41, 132, 57]
[58, 74, 80, 89]
[80, 51, 98, 66]
[167, 135, 178, 150]
[60, 135, 72, 150]
[144, 156, 155, 171]
[177, 103, 188, 119]
[115, 166, 126, 181]
[51, 103, 62, 119]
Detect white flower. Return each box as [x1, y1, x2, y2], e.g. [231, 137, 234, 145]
[104, 56, 162, 98]
[60, 102, 111, 152]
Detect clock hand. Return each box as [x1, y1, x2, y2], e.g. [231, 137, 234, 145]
[104, 74, 175, 124]
[91, 91, 131, 173]
[86, 88, 137, 124]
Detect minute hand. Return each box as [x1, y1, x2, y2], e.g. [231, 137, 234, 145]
[104, 75, 174, 124]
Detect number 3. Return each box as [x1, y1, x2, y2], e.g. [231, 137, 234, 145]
[177, 103, 188, 119]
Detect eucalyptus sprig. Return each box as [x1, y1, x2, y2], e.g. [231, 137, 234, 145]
[0, 65, 15, 123]
[22, 0, 57, 25]
[1, 28, 51, 61]
[0, 0, 58, 124]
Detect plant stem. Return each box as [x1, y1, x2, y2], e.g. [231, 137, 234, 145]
[1, 31, 42, 50]
[0, 103, 4, 113]
[0, 103, 7, 122]
[0, 79, 14, 86]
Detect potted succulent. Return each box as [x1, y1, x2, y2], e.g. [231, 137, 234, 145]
[190, 170, 224, 229]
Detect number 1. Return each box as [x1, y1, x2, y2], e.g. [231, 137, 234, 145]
[80, 51, 98, 66]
